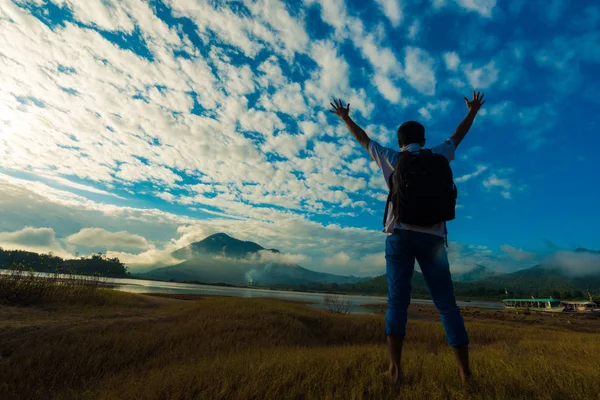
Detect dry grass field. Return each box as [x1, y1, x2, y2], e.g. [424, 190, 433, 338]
[1, 285, 599, 400]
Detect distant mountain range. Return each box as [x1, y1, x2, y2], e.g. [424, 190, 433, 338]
[2, 230, 597, 300]
[141, 235, 600, 298]
[454, 264, 500, 282]
[140, 233, 365, 286]
[341, 251, 600, 300]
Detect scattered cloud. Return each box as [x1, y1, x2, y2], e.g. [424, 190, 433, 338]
[443, 51, 461, 71]
[403, 46, 437, 95]
[375, 0, 404, 27]
[105, 248, 182, 271]
[544, 250, 600, 277]
[0, 0, 596, 278]
[418, 99, 451, 120]
[324, 251, 386, 276]
[456, 164, 488, 183]
[482, 173, 512, 199]
[459, 145, 484, 161]
[373, 74, 402, 104]
[454, 0, 497, 17]
[66, 228, 151, 252]
[447, 241, 531, 274]
[0, 226, 69, 258]
[463, 60, 499, 89]
[500, 245, 536, 261]
[432, 0, 496, 17]
[407, 19, 420, 40]
[247, 249, 308, 265]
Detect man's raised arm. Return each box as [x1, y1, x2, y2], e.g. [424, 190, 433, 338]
[451, 91, 486, 148]
[330, 98, 370, 150]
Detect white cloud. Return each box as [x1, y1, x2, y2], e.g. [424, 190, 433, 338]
[60, 0, 135, 33]
[431, 0, 496, 17]
[463, 60, 499, 89]
[248, 249, 308, 265]
[304, 0, 348, 36]
[407, 19, 420, 41]
[545, 250, 600, 277]
[105, 248, 181, 271]
[454, 0, 496, 17]
[375, 0, 403, 27]
[482, 173, 512, 199]
[0, 173, 387, 275]
[324, 251, 386, 276]
[0, 226, 69, 258]
[66, 228, 151, 251]
[0, 0, 582, 279]
[37, 174, 125, 199]
[0, 226, 56, 248]
[443, 51, 461, 71]
[417, 99, 451, 120]
[431, 0, 447, 9]
[459, 145, 483, 161]
[325, 251, 351, 265]
[447, 241, 535, 274]
[478, 101, 512, 122]
[515, 103, 557, 150]
[403, 46, 437, 95]
[500, 245, 536, 261]
[456, 164, 488, 183]
[373, 74, 402, 103]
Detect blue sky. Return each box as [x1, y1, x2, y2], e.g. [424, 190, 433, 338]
[0, 0, 599, 276]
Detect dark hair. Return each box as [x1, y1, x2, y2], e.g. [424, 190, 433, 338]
[397, 121, 425, 146]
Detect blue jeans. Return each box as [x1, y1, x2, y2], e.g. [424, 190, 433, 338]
[385, 229, 469, 347]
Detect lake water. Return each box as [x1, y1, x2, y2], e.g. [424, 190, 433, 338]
[103, 276, 504, 314]
[1, 271, 504, 314]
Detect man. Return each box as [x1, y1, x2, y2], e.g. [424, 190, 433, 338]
[330, 92, 485, 384]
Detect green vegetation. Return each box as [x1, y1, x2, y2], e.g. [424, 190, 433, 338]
[340, 266, 600, 300]
[1, 291, 599, 399]
[0, 264, 132, 306]
[0, 248, 129, 277]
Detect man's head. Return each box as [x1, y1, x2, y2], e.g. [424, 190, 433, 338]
[397, 121, 426, 149]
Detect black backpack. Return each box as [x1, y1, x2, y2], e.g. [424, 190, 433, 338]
[383, 149, 457, 227]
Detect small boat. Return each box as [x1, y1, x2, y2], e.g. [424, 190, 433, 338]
[503, 298, 565, 312]
[561, 301, 600, 314]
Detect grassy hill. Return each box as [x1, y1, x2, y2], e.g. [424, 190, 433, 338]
[1, 291, 599, 399]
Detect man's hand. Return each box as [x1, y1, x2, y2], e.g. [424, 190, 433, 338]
[464, 91, 485, 113]
[451, 91, 486, 148]
[329, 97, 370, 150]
[329, 98, 350, 119]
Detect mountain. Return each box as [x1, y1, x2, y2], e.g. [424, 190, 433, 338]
[142, 233, 365, 286]
[453, 265, 500, 282]
[339, 270, 430, 297]
[340, 259, 600, 300]
[340, 265, 501, 295]
[144, 257, 363, 286]
[574, 248, 600, 254]
[455, 263, 600, 298]
[171, 233, 279, 259]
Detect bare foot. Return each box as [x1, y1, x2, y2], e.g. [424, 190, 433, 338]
[382, 366, 402, 385]
[461, 373, 480, 391]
